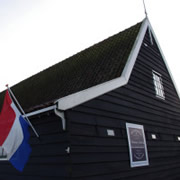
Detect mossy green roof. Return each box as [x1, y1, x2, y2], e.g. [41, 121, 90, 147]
[0, 21, 142, 112]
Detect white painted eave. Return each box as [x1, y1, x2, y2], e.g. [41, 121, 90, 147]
[56, 18, 180, 110]
[57, 76, 127, 110]
[23, 17, 180, 116]
[147, 19, 180, 99]
[56, 18, 149, 111]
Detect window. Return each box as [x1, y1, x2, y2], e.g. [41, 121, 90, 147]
[152, 71, 165, 99]
[107, 129, 115, 136]
[0, 147, 7, 160]
[151, 134, 157, 140]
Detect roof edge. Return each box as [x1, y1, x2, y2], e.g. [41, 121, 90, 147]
[122, 18, 149, 81]
[56, 18, 149, 110]
[146, 18, 180, 99]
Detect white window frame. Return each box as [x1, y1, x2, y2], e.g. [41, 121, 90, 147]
[126, 123, 149, 167]
[152, 70, 165, 100]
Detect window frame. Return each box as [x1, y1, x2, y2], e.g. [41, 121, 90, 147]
[152, 70, 165, 100]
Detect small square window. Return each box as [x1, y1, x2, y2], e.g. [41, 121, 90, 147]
[152, 71, 165, 100]
[107, 129, 115, 136]
[151, 134, 157, 140]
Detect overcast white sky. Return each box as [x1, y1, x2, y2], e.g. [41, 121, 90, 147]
[0, 0, 180, 94]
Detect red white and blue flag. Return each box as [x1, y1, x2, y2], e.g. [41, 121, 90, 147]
[0, 90, 31, 171]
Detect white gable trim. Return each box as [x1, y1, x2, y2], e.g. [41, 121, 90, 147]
[57, 18, 180, 110]
[56, 18, 180, 110]
[56, 18, 149, 110]
[122, 19, 148, 81]
[147, 19, 180, 99]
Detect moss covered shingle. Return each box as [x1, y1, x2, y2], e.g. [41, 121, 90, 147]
[0, 21, 142, 112]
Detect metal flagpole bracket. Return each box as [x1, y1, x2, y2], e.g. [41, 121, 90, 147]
[6, 84, 40, 138]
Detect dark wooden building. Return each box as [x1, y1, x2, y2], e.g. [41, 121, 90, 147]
[0, 18, 180, 179]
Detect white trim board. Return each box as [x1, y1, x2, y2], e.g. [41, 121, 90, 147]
[147, 19, 180, 99]
[23, 105, 56, 118]
[56, 18, 180, 111]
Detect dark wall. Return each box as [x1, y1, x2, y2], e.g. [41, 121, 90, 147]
[0, 111, 71, 180]
[66, 30, 180, 179]
[1, 29, 180, 180]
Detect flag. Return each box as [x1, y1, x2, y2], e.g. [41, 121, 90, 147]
[0, 90, 31, 171]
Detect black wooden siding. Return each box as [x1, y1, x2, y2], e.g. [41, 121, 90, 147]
[66, 30, 180, 180]
[0, 111, 71, 180]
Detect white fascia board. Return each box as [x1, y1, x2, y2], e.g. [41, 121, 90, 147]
[57, 76, 127, 110]
[122, 18, 148, 81]
[23, 105, 56, 118]
[147, 18, 180, 99]
[56, 19, 149, 111]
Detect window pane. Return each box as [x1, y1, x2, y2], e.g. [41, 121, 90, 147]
[152, 71, 165, 99]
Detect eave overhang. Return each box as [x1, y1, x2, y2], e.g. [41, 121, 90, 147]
[56, 18, 180, 111]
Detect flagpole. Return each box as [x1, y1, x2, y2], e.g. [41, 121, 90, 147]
[6, 85, 39, 138]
